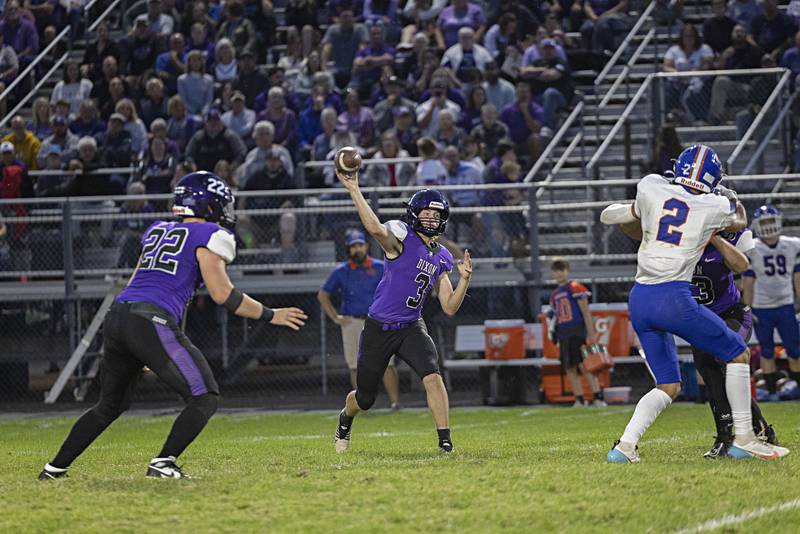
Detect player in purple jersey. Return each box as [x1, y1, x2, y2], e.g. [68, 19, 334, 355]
[690, 230, 777, 458]
[39, 172, 307, 480]
[332, 167, 473, 454]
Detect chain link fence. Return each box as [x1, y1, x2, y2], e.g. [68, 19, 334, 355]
[2, 177, 799, 409]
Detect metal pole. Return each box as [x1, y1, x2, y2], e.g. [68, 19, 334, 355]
[63, 200, 77, 354]
[320, 302, 328, 396]
[624, 119, 632, 182]
[527, 186, 541, 315]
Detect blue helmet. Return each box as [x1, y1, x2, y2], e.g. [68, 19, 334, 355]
[752, 205, 782, 239]
[672, 144, 724, 193]
[405, 189, 450, 237]
[172, 171, 236, 228]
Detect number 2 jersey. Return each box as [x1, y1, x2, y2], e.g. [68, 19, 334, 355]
[116, 220, 237, 321]
[691, 230, 754, 314]
[634, 174, 737, 285]
[368, 220, 454, 323]
[744, 236, 800, 309]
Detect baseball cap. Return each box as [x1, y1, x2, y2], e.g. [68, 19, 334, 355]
[231, 91, 245, 102]
[205, 108, 221, 120]
[0, 141, 14, 153]
[345, 229, 367, 246]
[135, 14, 149, 26]
[541, 38, 557, 48]
[394, 105, 412, 116]
[109, 112, 126, 122]
[52, 115, 67, 126]
[387, 75, 404, 87]
[47, 144, 62, 155]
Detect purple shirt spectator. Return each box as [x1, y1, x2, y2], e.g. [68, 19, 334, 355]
[354, 43, 396, 85]
[437, 2, 485, 49]
[257, 107, 298, 149]
[521, 42, 568, 66]
[500, 99, 544, 144]
[0, 16, 39, 58]
[338, 107, 375, 148]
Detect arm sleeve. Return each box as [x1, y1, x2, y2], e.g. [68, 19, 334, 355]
[569, 281, 591, 299]
[385, 219, 408, 240]
[206, 229, 237, 263]
[322, 268, 342, 293]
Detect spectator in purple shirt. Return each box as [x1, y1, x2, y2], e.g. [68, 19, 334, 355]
[257, 86, 298, 151]
[351, 24, 396, 95]
[580, 0, 628, 52]
[338, 87, 376, 149]
[499, 80, 544, 157]
[155, 32, 186, 94]
[186, 21, 216, 71]
[363, 0, 400, 43]
[0, 0, 39, 65]
[435, 0, 486, 50]
[781, 31, 800, 87]
[751, 0, 798, 60]
[69, 99, 106, 138]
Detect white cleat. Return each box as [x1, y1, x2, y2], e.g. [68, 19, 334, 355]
[572, 400, 586, 408]
[729, 439, 790, 460]
[334, 424, 351, 453]
[592, 399, 608, 407]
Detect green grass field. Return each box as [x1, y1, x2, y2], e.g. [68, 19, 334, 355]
[2, 403, 800, 533]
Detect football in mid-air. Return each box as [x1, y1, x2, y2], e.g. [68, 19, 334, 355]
[335, 147, 362, 174]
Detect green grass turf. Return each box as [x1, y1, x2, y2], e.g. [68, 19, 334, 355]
[2, 403, 800, 533]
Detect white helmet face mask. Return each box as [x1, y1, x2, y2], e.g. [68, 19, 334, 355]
[754, 215, 782, 239]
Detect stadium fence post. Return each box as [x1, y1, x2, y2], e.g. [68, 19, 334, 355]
[62, 199, 77, 354]
[527, 185, 541, 313]
[320, 302, 327, 396]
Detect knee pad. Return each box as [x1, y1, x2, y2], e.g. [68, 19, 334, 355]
[355, 390, 376, 411]
[188, 393, 218, 419]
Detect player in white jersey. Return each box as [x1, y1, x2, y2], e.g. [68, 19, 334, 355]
[742, 205, 800, 401]
[600, 144, 789, 462]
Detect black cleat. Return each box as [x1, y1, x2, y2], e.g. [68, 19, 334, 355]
[334, 424, 351, 453]
[38, 463, 68, 480]
[146, 457, 190, 479]
[439, 440, 454, 454]
[757, 424, 779, 446]
[703, 436, 732, 459]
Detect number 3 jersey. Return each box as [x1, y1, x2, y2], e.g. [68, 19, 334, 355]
[634, 174, 737, 285]
[368, 220, 454, 324]
[691, 230, 754, 314]
[744, 236, 800, 309]
[116, 220, 237, 321]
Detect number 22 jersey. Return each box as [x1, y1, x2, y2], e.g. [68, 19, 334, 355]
[116, 220, 237, 321]
[744, 236, 800, 309]
[368, 220, 454, 323]
[634, 174, 737, 285]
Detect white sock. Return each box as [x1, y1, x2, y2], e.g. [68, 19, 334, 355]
[726, 363, 755, 443]
[619, 388, 672, 447]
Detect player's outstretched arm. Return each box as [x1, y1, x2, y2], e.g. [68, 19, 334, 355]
[437, 249, 473, 316]
[335, 168, 402, 257]
[709, 234, 749, 273]
[197, 248, 307, 330]
[741, 274, 755, 307]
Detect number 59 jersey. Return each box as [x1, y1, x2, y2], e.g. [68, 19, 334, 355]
[368, 220, 454, 324]
[634, 174, 737, 285]
[116, 220, 237, 321]
[744, 236, 800, 308]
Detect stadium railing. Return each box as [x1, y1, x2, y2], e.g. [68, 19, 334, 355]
[3, 177, 799, 405]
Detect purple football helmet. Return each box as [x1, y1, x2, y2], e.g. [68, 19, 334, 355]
[172, 171, 236, 228]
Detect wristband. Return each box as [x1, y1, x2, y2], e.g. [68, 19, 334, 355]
[223, 288, 244, 312]
[260, 306, 275, 322]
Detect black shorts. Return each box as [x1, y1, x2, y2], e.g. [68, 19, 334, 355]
[556, 324, 586, 368]
[356, 316, 440, 393]
[101, 301, 219, 403]
[691, 300, 753, 363]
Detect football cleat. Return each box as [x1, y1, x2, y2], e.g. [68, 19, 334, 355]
[334, 424, 351, 453]
[607, 440, 639, 463]
[439, 440, 454, 454]
[592, 399, 608, 407]
[146, 457, 190, 478]
[703, 436, 731, 459]
[38, 463, 68, 481]
[757, 424, 779, 446]
[572, 400, 586, 408]
[728, 440, 790, 460]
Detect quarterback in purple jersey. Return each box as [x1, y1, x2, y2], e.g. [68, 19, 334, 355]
[39, 172, 307, 481]
[690, 230, 777, 458]
[333, 166, 473, 454]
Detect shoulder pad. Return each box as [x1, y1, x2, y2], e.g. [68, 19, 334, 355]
[206, 229, 236, 264]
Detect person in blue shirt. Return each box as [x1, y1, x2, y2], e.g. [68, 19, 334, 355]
[318, 229, 400, 408]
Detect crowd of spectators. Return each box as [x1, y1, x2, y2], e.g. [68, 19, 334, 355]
[2, 0, 800, 261]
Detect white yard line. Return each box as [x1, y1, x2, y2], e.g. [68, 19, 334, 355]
[674, 498, 800, 534]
